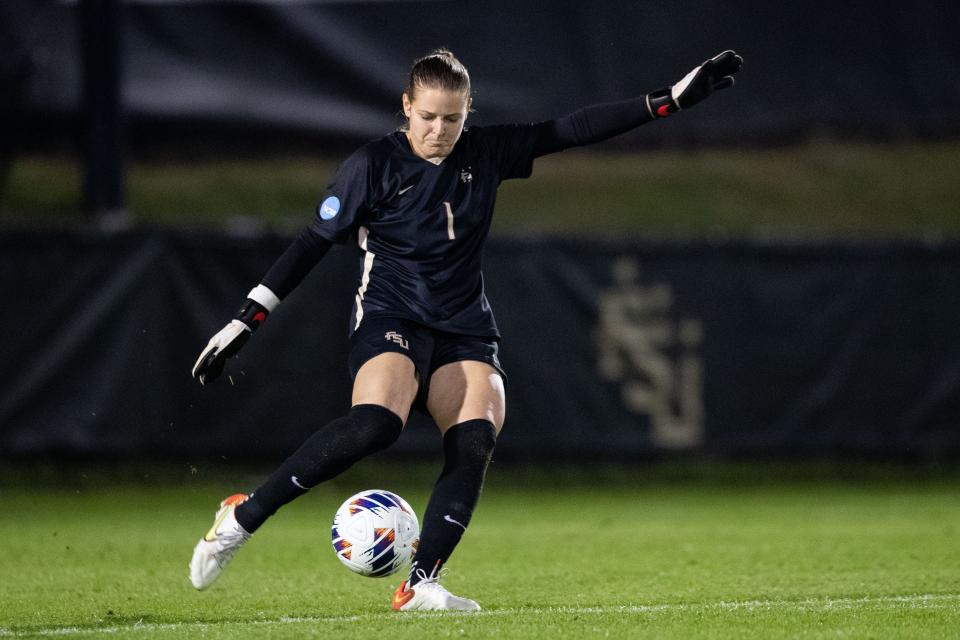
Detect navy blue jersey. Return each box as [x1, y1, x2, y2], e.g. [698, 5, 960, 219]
[257, 96, 656, 337]
[310, 125, 542, 338]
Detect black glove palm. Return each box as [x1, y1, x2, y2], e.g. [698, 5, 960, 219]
[646, 50, 743, 118]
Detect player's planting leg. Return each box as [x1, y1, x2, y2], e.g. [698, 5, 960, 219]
[393, 419, 496, 612]
[188, 404, 403, 589]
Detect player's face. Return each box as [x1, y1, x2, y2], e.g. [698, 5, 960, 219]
[402, 86, 471, 161]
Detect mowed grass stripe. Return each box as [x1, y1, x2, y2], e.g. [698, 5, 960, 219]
[2, 593, 957, 637]
[5, 140, 960, 236]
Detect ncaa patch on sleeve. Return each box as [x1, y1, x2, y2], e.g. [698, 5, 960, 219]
[319, 196, 341, 220]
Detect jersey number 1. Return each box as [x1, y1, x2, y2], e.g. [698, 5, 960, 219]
[444, 202, 455, 240]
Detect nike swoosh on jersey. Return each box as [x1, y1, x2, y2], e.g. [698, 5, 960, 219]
[398, 184, 416, 195]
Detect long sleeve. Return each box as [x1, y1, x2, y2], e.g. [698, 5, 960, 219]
[532, 96, 654, 157]
[260, 226, 332, 300]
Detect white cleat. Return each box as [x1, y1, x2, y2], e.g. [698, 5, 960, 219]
[189, 493, 251, 590]
[392, 573, 481, 612]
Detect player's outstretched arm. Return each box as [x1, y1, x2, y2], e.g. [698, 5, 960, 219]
[534, 50, 743, 155]
[192, 285, 279, 385]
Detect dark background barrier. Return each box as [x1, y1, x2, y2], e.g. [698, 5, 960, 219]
[2, 2, 958, 462]
[5, 0, 960, 150]
[3, 231, 958, 460]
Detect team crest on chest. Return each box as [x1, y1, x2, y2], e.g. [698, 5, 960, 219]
[460, 167, 473, 184]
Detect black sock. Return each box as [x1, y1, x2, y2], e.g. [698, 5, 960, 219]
[235, 404, 403, 533]
[407, 419, 497, 586]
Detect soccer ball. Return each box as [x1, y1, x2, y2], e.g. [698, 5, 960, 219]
[331, 489, 419, 577]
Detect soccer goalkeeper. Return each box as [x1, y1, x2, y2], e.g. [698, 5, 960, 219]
[189, 48, 742, 611]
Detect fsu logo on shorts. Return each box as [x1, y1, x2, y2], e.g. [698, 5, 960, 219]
[384, 331, 409, 350]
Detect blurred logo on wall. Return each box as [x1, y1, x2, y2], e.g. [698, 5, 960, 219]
[595, 258, 704, 449]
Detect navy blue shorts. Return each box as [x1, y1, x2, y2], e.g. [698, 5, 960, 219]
[347, 316, 506, 408]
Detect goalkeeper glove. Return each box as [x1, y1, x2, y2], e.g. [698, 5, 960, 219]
[646, 50, 743, 119]
[192, 285, 280, 386]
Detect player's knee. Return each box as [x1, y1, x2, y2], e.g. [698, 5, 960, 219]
[348, 404, 404, 453]
[444, 419, 497, 468]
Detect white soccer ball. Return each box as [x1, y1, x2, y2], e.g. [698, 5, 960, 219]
[331, 489, 420, 577]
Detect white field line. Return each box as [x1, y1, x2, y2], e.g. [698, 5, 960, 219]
[1, 593, 958, 637]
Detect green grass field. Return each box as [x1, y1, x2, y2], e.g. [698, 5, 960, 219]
[1, 465, 958, 639]
[4, 140, 960, 237]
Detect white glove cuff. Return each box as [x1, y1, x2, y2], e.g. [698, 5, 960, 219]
[247, 284, 281, 312]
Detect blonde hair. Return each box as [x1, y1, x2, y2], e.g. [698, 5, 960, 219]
[405, 48, 471, 100]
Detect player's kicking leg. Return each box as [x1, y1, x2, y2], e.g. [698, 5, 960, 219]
[189, 493, 251, 589]
[187, 391, 407, 588]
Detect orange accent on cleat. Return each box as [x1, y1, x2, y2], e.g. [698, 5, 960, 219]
[222, 493, 248, 507]
[392, 581, 415, 611]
